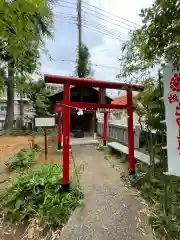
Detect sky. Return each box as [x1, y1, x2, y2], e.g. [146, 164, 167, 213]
[40, 0, 154, 97]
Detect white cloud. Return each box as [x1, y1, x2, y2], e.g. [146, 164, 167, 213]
[89, 0, 154, 82]
[40, 0, 154, 98]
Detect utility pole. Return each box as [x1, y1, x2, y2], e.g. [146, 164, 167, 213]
[77, 0, 82, 75]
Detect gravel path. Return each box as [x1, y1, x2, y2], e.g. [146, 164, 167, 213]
[59, 145, 153, 240]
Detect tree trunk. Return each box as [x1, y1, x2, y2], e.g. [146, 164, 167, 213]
[4, 65, 14, 130]
[19, 92, 24, 128]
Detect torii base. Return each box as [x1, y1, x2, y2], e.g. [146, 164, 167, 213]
[129, 170, 136, 175]
[57, 148, 72, 152]
[60, 183, 70, 193]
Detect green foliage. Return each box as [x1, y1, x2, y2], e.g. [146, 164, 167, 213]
[138, 0, 180, 67]
[134, 77, 165, 132]
[22, 78, 51, 115]
[75, 43, 94, 78]
[0, 0, 54, 74]
[118, 1, 180, 238]
[127, 165, 180, 239]
[118, 29, 152, 82]
[150, 212, 180, 239]
[2, 164, 83, 230]
[119, 0, 180, 80]
[5, 148, 38, 171]
[0, 0, 55, 129]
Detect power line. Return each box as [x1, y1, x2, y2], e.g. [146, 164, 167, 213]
[93, 63, 119, 70]
[82, 9, 132, 31]
[54, 11, 131, 33]
[57, 1, 139, 31]
[82, 10, 132, 32]
[53, 59, 120, 70]
[60, 0, 140, 27]
[60, 0, 76, 6]
[54, 12, 129, 38]
[54, 12, 77, 18]
[82, 24, 126, 42]
[83, 19, 128, 40]
[92, 49, 117, 58]
[54, 15, 77, 21]
[55, 4, 76, 11]
[81, 1, 141, 27]
[54, 10, 132, 33]
[53, 18, 127, 42]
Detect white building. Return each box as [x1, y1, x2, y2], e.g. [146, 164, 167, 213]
[0, 86, 35, 129]
[0, 83, 62, 129]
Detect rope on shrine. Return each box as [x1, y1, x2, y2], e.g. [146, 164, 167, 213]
[56, 103, 113, 113]
[58, 103, 96, 112]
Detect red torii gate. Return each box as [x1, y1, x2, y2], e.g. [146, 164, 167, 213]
[45, 74, 143, 190]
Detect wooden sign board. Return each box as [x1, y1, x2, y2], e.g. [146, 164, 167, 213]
[35, 116, 55, 127]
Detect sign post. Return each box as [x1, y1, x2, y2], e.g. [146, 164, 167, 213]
[35, 116, 55, 161]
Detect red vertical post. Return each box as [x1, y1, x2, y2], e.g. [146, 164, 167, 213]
[62, 83, 70, 188]
[57, 113, 62, 151]
[127, 88, 135, 175]
[103, 109, 108, 146]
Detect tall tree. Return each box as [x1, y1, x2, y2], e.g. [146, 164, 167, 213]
[138, 0, 180, 67]
[75, 43, 94, 78]
[118, 29, 152, 83]
[23, 79, 51, 116]
[119, 0, 180, 82]
[0, 0, 54, 129]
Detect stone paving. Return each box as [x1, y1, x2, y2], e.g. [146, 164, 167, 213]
[59, 145, 153, 240]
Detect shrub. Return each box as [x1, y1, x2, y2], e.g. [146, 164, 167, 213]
[5, 148, 37, 171]
[2, 164, 83, 230]
[125, 164, 180, 239]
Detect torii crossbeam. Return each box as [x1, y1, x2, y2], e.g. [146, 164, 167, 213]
[45, 74, 143, 190]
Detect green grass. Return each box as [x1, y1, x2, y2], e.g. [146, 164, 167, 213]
[5, 147, 39, 171]
[125, 163, 180, 239]
[1, 164, 83, 231]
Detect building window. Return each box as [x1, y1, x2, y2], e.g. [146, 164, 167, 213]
[0, 106, 7, 112]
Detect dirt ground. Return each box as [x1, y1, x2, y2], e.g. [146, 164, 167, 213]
[0, 134, 62, 240]
[0, 134, 61, 166]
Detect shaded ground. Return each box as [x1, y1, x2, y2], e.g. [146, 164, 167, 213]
[59, 145, 153, 240]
